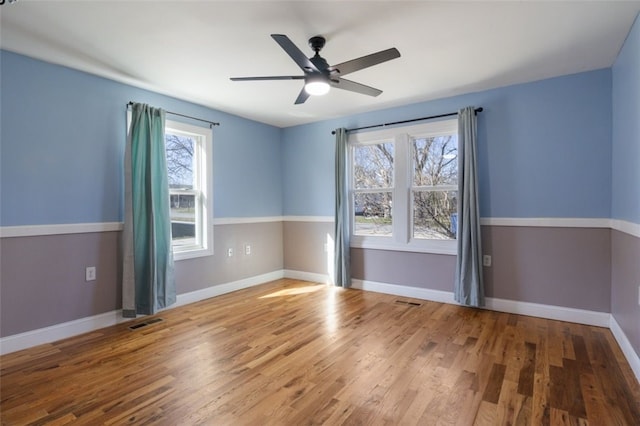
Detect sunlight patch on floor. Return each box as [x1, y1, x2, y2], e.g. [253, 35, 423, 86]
[259, 285, 325, 299]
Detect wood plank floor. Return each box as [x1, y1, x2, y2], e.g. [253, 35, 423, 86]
[1, 279, 639, 425]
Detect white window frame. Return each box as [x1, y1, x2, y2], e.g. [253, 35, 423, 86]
[165, 119, 213, 261]
[348, 119, 458, 255]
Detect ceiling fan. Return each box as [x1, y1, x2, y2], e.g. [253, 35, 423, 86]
[230, 34, 401, 104]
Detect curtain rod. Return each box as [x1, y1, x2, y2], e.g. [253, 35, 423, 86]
[127, 102, 220, 128]
[331, 107, 483, 135]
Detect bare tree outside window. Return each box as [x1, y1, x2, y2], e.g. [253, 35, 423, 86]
[349, 120, 458, 253]
[353, 142, 394, 236]
[166, 134, 194, 189]
[166, 133, 196, 241]
[412, 135, 458, 239]
[351, 134, 457, 240]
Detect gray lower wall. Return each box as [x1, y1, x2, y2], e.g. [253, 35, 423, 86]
[175, 222, 283, 294]
[482, 226, 611, 312]
[0, 220, 627, 350]
[284, 222, 612, 313]
[283, 221, 333, 275]
[1, 231, 121, 337]
[351, 249, 456, 292]
[0, 222, 284, 337]
[611, 229, 640, 356]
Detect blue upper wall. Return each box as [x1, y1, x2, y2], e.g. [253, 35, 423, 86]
[282, 69, 613, 219]
[612, 14, 640, 224]
[0, 51, 283, 226]
[1, 50, 618, 225]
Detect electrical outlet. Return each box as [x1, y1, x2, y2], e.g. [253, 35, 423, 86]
[85, 266, 96, 281]
[227, 248, 233, 257]
[245, 244, 251, 255]
[482, 255, 492, 267]
[323, 243, 328, 253]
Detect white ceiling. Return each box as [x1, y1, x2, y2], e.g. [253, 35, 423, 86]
[1, 1, 639, 128]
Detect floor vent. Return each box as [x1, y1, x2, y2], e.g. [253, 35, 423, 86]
[129, 318, 164, 330]
[395, 300, 422, 307]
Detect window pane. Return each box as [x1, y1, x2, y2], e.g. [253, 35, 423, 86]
[413, 135, 457, 186]
[166, 133, 195, 189]
[354, 142, 394, 189]
[170, 193, 196, 241]
[413, 190, 457, 240]
[354, 192, 392, 236]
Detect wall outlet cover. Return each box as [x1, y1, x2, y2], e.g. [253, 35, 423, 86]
[85, 266, 96, 281]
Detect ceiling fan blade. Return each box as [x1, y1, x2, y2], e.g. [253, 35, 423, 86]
[330, 48, 400, 77]
[230, 76, 305, 81]
[330, 78, 383, 97]
[271, 34, 320, 73]
[294, 86, 310, 104]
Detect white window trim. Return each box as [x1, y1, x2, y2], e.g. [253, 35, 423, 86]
[349, 119, 458, 255]
[165, 119, 213, 261]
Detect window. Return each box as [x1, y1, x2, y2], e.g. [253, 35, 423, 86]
[353, 141, 394, 236]
[165, 120, 213, 260]
[126, 112, 213, 260]
[349, 119, 458, 254]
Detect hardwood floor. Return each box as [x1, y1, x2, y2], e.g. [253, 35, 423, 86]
[1, 279, 639, 425]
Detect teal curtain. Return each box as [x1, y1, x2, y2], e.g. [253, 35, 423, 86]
[122, 103, 176, 317]
[334, 128, 351, 287]
[454, 106, 484, 306]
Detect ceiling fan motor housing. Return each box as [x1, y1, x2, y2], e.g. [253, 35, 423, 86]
[308, 36, 330, 78]
[308, 36, 326, 53]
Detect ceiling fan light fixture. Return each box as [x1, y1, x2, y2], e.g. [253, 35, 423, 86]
[304, 80, 330, 96]
[230, 34, 400, 104]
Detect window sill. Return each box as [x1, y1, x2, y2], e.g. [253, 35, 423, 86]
[173, 247, 213, 261]
[350, 238, 456, 255]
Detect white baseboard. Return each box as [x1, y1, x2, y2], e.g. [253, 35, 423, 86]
[174, 270, 285, 307]
[610, 315, 640, 382]
[351, 279, 455, 304]
[351, 279, 610, 327]
[283, 269, 332, 285]
[0, 310, 132, 356]
[0, 270, 285, 356]
[483, 297, 610, 327]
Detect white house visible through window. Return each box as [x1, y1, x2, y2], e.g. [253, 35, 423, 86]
[353, 141, 394, 236]
[349, 119, 458, 254]
[165, 120, 213, 260]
